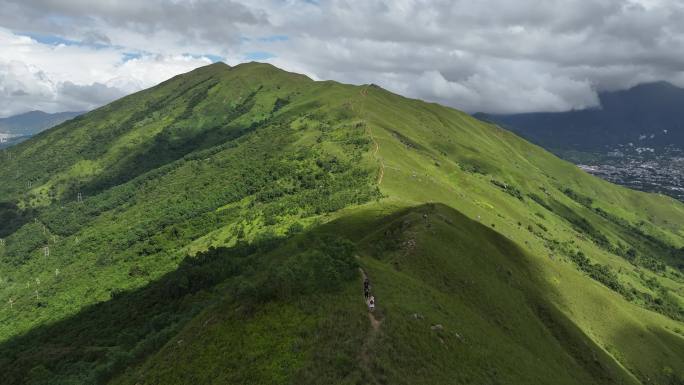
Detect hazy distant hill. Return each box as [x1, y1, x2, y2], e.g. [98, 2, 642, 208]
[0, 63, 682, 385]
[475, 82, 684, 151]
[0, 110, 83, 149]
[475, 82, 684, 202]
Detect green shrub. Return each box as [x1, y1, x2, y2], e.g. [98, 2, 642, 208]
[490, 179, 524, 201]
[562, 188, 593, 207]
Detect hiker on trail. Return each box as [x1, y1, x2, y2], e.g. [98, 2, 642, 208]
[369, 296, 375, 312]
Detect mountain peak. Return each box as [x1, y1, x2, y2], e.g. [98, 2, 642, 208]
[235, 61, 277, 68]
[229, 61, 314, 83]
[208, 61, 230, 68]
[10, 110, 50, 118]
[186, 60, 231, 75]
[627, 80, 679, 92]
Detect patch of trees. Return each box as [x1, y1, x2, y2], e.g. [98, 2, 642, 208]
[593, 206, 680, 273]
[234, 235, 358, 303]
[490, 179, 524, 201]
[618, 247, 667, 273]
[568, 250, 633, 299]
[0, 241, 258, 384]
[80, 76, 220, 161]
[545, 199, 612, 250]
[458, 161, 488, 175]
[562, 188, 593, 207]
[3, 104, 378, 276]
[0, 226, 359, 384]
[634, 272, 684, 322]
[563, 247, 683, 322]
[558, 188, 679, 272]
[0, 202, 35, 238]
[389, 129, 422, 150]
[272, 97, 290, 113]
[527, 193, 553, 211]
[173, 80, 219, 122]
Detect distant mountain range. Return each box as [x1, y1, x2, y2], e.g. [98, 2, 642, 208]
[0, 110, 83, 149]
[475, 82, 684, 202]
[475, 81, 684, 151]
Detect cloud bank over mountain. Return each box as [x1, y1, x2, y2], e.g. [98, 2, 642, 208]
[2, 0, 684, 115]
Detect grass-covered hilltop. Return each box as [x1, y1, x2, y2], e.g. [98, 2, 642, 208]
[0, 62, 683, 385]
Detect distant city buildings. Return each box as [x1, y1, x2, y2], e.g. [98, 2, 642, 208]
[576, 145, 684, 202]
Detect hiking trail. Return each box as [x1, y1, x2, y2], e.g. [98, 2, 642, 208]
[358, 267, 382, 381]
[359, 267, 381, 330]
[367, 125, 384, 186]
[359, 86, 385, 185]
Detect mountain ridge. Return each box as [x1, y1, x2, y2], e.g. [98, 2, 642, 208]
[0, 62, 683, 385]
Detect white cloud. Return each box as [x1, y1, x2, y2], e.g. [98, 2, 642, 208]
[2, 0, 684, 115]
[0, 28, 212, 115]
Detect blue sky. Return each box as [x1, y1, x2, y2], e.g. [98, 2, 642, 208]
[244, 51, 276, 61]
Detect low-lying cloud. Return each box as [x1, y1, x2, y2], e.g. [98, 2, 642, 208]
[2, 0, 684, 116]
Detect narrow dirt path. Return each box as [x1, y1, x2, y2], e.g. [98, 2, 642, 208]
[367, 126, 385, 186]
[368, 311, 381, 331]
[358, 267, 382, 381]
[359, 267, 382, 330]
[359, 86, 385, 185]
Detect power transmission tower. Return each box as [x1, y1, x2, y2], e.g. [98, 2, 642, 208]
[43, 246, 50, 257]
[77, 192, 83, 203]
[8, 298, 14, 309]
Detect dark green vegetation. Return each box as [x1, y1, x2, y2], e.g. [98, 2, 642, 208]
[1, 62, 683, 384]
[0, 231, 358, 384]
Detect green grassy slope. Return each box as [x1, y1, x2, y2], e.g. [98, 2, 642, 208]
[113, 203, 651, 385]
[0, 62, 380, 340]
[0, 63, 683, 384]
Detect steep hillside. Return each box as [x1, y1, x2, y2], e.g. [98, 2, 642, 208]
[0, 63, 683, 385]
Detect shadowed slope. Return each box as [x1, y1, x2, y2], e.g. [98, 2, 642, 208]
[108, 204, 644, 385]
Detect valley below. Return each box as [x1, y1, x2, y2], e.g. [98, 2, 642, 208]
[567, 146, 684, 201]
